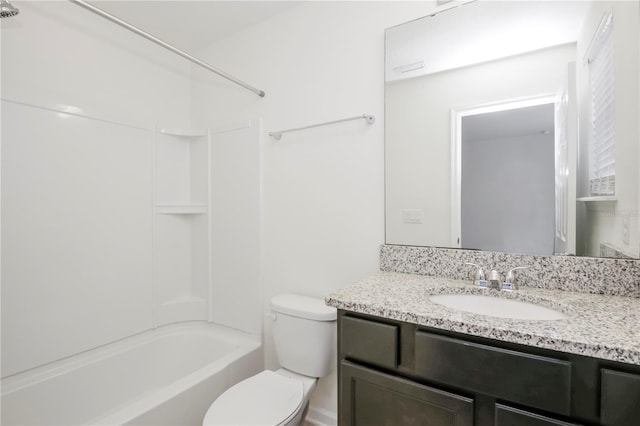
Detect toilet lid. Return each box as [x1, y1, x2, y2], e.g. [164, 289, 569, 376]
[203, 370, 303, 426]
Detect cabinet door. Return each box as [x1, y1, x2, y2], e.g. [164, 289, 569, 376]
[601, 369, 640, 426]
[340, 361, 473, 426]
[415, 331, 572, 416]
[340, 316, 399, 369]
[495, 404, 582, 426]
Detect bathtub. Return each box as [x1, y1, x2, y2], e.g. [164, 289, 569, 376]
[1, 322, 262, 426]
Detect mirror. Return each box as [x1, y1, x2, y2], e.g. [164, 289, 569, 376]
[385, 0, 639, 259]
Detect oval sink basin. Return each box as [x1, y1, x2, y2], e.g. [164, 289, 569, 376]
[429, 294, 567, 320]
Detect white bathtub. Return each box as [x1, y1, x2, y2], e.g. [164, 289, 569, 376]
[1, 322, 262, 426]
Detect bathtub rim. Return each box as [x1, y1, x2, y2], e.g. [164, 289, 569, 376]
[1, 321, 261, 395]
[88, 324, 262, 425]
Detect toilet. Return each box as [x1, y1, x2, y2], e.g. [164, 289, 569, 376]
[203, 294, 337, 426]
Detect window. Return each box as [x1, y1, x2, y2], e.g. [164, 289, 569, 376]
[587, 12, 615, 196]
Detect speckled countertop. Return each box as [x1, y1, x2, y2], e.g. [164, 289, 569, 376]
[326, 272, 640, 365]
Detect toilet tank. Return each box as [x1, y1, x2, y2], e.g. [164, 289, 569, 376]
[270, 294, 337, 378]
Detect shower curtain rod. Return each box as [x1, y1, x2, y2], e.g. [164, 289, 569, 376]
[269, 114, 376, 140]
[68, 0, 265, 98]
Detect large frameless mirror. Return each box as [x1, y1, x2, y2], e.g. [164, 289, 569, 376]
[385, 0, 639, 258]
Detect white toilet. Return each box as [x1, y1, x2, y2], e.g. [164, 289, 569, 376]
[203, 294, 337, 426]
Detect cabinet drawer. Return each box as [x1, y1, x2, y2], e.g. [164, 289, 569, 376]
[340, 316, 398, 369]
[340, 361, 473, 426]
[601, 369, 640, 426]
[415, 331, 572, 415]
[495, 404, 581, 426]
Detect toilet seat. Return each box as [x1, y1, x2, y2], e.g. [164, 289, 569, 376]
[203, 370, 304, 426]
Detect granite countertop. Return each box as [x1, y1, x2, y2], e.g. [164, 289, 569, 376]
[325, 272, 640, 365]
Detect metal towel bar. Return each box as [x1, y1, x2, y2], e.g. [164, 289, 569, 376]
[269, 114, 375, 140]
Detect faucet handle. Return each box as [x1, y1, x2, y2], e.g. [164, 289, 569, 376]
[465, 263, 487, 288]
[487, 270, 502, 289]
[465, 262, 484, 275]
[502, 266, 530, 291]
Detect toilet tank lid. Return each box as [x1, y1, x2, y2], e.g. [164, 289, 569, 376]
[271, 294, 337, 321]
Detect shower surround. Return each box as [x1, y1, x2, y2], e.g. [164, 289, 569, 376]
[2, 2, 262, 424]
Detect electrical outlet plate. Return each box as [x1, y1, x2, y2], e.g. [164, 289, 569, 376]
[402, 209, 424, 224]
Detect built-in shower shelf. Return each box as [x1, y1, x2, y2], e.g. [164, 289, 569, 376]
[576, 196, 618, 202]
[154, 125, 211, 327]
[156, 204, 208, 215]
[159, 128, 208, 138]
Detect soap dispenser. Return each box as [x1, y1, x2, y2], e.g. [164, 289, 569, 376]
[465, 263, 487, 288]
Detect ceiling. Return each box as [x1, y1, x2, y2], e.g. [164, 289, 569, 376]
[90, 1, 301, 52]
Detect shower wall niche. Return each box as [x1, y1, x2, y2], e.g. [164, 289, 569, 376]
[154, 128, 211, 325]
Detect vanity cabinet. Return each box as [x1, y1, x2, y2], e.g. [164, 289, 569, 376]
[341, 362, 473, 426]
[337, 311, 640, 426]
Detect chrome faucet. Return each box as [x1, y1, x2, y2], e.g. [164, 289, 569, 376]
[502, 266, 530, 291]
[465, 263, 487, 288]
[466, 264, 530, 291]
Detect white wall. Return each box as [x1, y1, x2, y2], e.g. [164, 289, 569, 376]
[191, 1, 432, 421]
[1, 0, 193, 377]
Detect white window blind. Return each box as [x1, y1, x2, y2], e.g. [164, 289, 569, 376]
[587, 12, 615, 196]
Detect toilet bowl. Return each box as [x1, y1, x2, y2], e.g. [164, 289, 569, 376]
[202, 294, 336, 426]
[202, 369, 317, 426]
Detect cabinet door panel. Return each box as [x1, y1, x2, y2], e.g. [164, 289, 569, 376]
[415, 331, 571, 415]
[495, 404, 582, 426]
[341, 316, 399, 369]
[601, 369, 640, 426]
[340, 361, 473, 426]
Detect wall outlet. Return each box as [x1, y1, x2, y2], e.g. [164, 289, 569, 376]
[622, 214, 630, 245]
[402, 209, 424, 224]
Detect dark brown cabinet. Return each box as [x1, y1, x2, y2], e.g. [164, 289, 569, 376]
[414, 331, 572, 416]
[600, 369, 640, 425]
[340, 315, 399, 369]
[337, 311, 640, 426]
[340, 361, 473, 426]
[495, 405, 581, 426]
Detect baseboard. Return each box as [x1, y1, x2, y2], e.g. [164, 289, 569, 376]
[305, 406, 337, 426]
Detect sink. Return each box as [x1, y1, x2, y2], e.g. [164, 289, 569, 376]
[429, 294, 567, 320]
